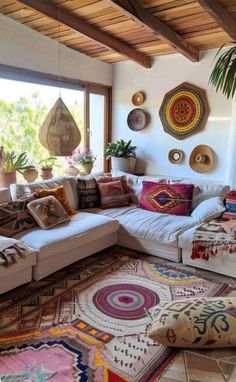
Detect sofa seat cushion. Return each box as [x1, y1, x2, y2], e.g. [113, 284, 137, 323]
[14, 212, 119, 260]
[98, 206, 196, 246]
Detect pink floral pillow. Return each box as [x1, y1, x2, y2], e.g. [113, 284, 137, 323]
[138, 182, 194, 216]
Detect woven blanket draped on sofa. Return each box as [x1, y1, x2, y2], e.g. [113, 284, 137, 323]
[191, 220, 236, 261]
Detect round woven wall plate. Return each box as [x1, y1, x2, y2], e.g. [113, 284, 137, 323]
[127, 108, 146, 131]
[168, 149, 184, 164]
[159, 82, 209, 140]
[132, 92, 145, 106]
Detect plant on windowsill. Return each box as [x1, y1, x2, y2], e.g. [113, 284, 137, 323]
[67, 148, 97, 175]
[104, 139, 136, 173]
[39, 156, 58, 180]
[0, 147, 33, 187]
[209, 44, 236, 99]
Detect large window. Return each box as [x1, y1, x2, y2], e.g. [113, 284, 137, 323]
[0, 65, 111, 178]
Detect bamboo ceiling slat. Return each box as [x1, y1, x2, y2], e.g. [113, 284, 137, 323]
[0, 0, 235, 65]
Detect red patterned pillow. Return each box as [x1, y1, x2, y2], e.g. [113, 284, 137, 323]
[138, 182, 194, 216]
[96, 175, 131, 203]
[98, 179, 129, 209]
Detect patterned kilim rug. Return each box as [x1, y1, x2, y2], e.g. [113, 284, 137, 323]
[0, 246, 232, 382]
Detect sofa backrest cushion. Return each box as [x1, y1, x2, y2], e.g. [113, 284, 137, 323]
[112, 170, 230, 210]
[10, 176, 78, 209]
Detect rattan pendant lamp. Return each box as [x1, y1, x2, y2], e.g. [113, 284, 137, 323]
[39, 8, 81, 156]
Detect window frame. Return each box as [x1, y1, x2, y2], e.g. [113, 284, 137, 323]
[0, 64, 112, 172]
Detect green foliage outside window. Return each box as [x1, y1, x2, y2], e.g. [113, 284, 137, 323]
[0, 92, 84, 178]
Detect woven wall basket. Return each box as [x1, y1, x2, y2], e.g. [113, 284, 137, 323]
[39, 97, 81, 156]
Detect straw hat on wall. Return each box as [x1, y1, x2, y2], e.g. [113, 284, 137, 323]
[189, 145, 214, 173]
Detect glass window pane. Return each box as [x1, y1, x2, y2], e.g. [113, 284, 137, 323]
[89, 93, 105, 172]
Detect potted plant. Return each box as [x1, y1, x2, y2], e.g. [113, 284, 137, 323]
[209, 44, 236, 99]
[104, 139, 136, 173]
[0, 147, 32, 187]
[39, 157, 57, 180]
[67, 148, 96, 175]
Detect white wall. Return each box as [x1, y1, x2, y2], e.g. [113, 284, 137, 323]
[112, 50, 234, 184]
[0, 14, 112, 86]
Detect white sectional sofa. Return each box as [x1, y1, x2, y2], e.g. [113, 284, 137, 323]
[0, 171, 230, 293]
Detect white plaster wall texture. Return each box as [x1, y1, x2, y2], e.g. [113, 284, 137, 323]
[112, 50, 233, 183]
[0, 14, 112, 86]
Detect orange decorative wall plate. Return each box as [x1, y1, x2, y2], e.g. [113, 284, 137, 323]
[159, 82, 209, 140]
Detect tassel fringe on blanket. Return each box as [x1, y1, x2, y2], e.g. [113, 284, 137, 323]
[191, 220, 236, 261]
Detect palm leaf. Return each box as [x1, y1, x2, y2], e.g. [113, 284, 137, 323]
[210, 45, 236, 99]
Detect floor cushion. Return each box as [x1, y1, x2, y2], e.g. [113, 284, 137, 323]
[148, 297, 236, 348]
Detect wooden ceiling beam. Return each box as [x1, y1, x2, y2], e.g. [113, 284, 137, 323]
[197, 0, 236, 41]
[16, 0, 152, 68]
[106, 0, 199, 62]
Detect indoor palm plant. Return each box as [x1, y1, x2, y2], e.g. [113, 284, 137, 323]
[209, 44, 236, 99]
[104, 139, 136, 173]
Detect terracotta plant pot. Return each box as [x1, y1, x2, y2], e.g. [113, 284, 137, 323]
[0, 171, 17, 188]
[65, 165, 80, 176]
[80, 163, 93, 175]
[23, 168, 38, 183]
[40, 168, 53, 180]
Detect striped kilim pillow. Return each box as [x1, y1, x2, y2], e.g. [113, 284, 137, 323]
[98, 179, 129, 209]
[222, 191, 236, 220]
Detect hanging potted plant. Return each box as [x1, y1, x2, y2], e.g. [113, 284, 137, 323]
[0, 147, 32, 187]
[39, 157, 58, 180]
[209, 44, 236, 99]
[104, 139, 136, 173]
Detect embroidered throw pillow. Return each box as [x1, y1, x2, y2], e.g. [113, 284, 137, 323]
[77, 178, 100, 209]
[27, 196, 70, 229]
[148, 298, 236, 348]
[0, 195, 37, 237]
[98, 179, 129, 209]
[138, 182, 194, 216]
[222, 191, 236, 220]
[96, 175, 131, 202]
[35, 185, 75, 215]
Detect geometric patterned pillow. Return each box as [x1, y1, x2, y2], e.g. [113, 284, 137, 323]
[138, 182, 194, 216]
[96, 175, 131, 203]
[222, 190, 236, 220]
[35, 185, 75, 215]
[77, 178, 101, 209]
[97, 179, 129, 209]
[148, 298, 236, 348]
[0, 194, 37, 237]
[27, 196, 70, 229]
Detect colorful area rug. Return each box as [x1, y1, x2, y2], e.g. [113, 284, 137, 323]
[0, 247, 231, 382]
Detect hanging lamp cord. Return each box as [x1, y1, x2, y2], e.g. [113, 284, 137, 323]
[58, 7, 61, 97]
